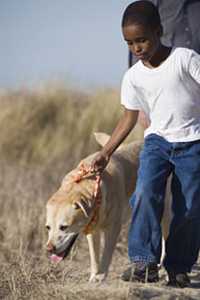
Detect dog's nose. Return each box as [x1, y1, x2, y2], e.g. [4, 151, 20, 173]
[46, 241, 56, 252]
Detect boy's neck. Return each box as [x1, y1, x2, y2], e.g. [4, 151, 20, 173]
[142, 44, 172, 69]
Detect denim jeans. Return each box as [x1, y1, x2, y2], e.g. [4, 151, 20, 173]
[128, 134, 200, 273]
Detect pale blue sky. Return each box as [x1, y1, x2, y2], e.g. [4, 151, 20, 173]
[1, 1, 132, 89]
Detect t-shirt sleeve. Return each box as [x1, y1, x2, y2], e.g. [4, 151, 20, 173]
[188, 50, 200, 84]
[120, 71, 142, 110]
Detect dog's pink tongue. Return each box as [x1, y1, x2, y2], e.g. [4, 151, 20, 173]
[50, 254, 64, 263]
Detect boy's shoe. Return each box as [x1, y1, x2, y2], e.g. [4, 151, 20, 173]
[167, 271, 191, 288]
[121, 261, 159, 283]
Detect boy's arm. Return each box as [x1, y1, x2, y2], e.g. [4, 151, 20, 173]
[102, 108, 139, 156]
[91, 108, 139, 173]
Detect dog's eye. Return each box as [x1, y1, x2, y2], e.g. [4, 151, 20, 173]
[46, 225, 50, 231]
[59, 225, 68, 231]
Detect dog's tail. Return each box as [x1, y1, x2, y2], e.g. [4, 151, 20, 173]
[94, 132, 125, 150]
[94, 132, 110, 147]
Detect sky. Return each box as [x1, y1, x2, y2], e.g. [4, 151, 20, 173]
[0, 1, 133, 90]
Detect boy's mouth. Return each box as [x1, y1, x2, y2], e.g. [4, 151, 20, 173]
[135, 52, 148, 60]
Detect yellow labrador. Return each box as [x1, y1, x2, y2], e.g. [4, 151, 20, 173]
[46, 133, 171, 282]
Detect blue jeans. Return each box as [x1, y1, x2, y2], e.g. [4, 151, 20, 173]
[128, 134, 200, 273]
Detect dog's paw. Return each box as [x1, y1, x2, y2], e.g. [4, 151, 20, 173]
[89, 273, 106, 283]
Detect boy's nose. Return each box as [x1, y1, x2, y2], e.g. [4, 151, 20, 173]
[130, 43, 142, 55]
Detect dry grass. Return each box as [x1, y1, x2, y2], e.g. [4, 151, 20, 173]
[0, 86, 143, 168]
[1, 86, 200, 299]
[0, 86, 143, 299]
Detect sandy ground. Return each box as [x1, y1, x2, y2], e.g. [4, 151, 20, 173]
[1, 229, 200, 300]
[1, 163, 200, 299]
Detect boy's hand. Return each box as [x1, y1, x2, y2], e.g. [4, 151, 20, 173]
[91, 151, 110, 174]
[91, 109, 138, 174]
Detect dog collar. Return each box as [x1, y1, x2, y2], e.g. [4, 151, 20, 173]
[74, 162, 102, 234]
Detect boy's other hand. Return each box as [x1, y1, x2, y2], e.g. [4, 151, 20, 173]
[91, 151, 110, 175]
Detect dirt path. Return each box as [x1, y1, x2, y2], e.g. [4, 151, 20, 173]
[1, 232, 200, 299]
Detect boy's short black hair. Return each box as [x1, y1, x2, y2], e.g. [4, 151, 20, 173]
[122, 0, 161, 30]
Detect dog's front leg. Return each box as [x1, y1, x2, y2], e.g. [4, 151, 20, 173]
[99, 220, 122, 278]
[86, 231, 102, 282]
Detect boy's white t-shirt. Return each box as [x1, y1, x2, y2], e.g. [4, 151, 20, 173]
[121, 47, 200, 142]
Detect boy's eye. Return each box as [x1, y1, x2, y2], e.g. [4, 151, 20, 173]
[126, 38, 146, 46]
[137, 38, 146, 43]
[127, 41, 133, 46]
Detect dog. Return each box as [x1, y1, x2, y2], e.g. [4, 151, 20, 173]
[45, 133, 171, 282]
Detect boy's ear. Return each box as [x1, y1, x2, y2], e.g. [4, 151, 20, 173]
[157, 25, 163, 37]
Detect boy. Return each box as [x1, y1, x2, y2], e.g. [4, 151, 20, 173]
[91, 0, 200, 288]
[129, 0, 200, 67]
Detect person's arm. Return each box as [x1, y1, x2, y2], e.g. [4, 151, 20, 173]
[101, 108, 138, 156]
[91, 108, 139, 173]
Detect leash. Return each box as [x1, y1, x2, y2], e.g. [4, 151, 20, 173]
[74, 162, 102, 234]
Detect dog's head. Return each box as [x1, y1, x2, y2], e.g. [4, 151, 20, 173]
[45, 174, 97, 263]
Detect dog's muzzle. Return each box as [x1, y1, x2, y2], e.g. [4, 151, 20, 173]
[49, 233, 79, 263]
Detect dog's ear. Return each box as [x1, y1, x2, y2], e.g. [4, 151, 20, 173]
[72, 199, 92, 218]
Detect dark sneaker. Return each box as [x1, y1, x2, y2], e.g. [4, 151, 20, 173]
[121, 262, 159, 283]
[167, 271, 191, 288]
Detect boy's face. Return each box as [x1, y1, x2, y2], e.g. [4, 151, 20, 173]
[122, 23, 161, 63]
